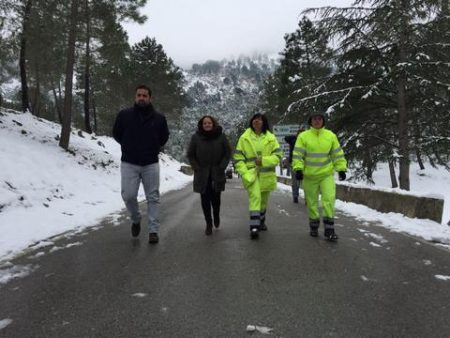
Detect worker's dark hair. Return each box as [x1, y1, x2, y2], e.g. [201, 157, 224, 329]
[308, 113, 326, 127]
[249, 113, 270, 133]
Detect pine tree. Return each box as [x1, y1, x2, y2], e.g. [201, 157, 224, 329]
[26, 0, 68, 119]
[0, 2, 18, 108]
[19, 0, 33, 113]
[411, 3, 450, 169]
[260, 16, 333, 125]
[86, 12, 132, 135]
[59, 0, 80, 150]
[77, 0, 148, 134]
[130, 37, 186, 122]
[3, 0, 149, 140]
[297, 0, 448, 189]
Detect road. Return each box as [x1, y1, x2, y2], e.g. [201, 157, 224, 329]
[1, 178, 450, 337]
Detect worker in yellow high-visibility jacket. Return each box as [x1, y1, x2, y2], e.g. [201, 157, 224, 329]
[233, 113, 282, 239]
[292, 113, 347, 241]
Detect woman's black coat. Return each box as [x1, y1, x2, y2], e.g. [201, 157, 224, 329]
[186, 127, 231, 193]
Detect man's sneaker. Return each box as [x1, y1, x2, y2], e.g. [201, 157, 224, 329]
[293, 196, 299, 203]
[250, 227, 259, 239]
[149, 232, 159, 244]
[324, 228, 338, 241]
[310, 227, 319, 237]
[131, 222, 141, 237]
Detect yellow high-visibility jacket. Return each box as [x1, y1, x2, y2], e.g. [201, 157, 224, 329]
[233, 128, 282, 191]
[292, 127, 347, 178]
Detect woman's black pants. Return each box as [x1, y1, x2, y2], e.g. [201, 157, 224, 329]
[200, 180, 221, 226]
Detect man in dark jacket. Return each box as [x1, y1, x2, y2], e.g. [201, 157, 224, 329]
[284, 129, 301, 203]
[113, 85, 169, 244]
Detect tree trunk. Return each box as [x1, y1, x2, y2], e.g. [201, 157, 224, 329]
[91, 89, 97, 133]
[362, 150, 375, 184]
[83, 0, 92, 134]
[31, 64, 41, 117]
[397, 73, 410, 190]
[366, 164, 374, 184]
[416, 148, 425, 170]
[388, 159, 398, 188]
[31, 86, 40, 117]
[396, 0, 410, 191]
[19, 0, 33, 113]
[52, 85, 62, 123]
[59, 0, 79, 150]
[412, 118, 424, 170]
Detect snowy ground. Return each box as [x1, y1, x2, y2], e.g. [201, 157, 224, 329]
[0, 109, 449, 286]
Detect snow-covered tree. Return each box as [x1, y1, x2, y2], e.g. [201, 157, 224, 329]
[0, 2, 17, 108]
[1, 0, 149, 141]
[260, 16, 333, 125]
[293, 0, 449, 190]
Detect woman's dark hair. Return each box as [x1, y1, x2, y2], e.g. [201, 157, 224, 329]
[249, 113, 270, 133]
[197, 115, 218, 132]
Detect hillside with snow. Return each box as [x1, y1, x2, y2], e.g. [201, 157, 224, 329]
[167, 56, 276, 159]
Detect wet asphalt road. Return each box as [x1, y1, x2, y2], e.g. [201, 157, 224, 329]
[1, 178, 450, 338]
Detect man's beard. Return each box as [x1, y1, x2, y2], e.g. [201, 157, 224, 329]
[136, 100, 149, 107]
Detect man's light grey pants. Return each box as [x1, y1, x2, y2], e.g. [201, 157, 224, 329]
[121, 161, 160, 233]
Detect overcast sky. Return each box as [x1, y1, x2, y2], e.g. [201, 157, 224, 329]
[123, 0, 353, 69]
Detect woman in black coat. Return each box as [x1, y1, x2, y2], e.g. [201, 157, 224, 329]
[187, 116, 232, 235]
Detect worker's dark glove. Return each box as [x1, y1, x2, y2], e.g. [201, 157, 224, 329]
[295, 170, 303, 181]
[338, 171, 346, 181]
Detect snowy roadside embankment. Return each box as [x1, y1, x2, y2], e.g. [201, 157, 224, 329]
[278, 162, 449, 226]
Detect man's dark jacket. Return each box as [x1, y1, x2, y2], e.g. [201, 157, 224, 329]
[113, 103, 169, 165]
[186, 126, 231, 193]
[284, 134, 297, 164]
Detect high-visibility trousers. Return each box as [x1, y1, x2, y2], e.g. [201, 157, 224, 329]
[246, 176, 270, 229]
[302, 174, 336, 228]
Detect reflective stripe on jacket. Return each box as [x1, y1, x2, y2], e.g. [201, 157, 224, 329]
[233, 128, 282, 191]
[292, 127, 347, 178]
